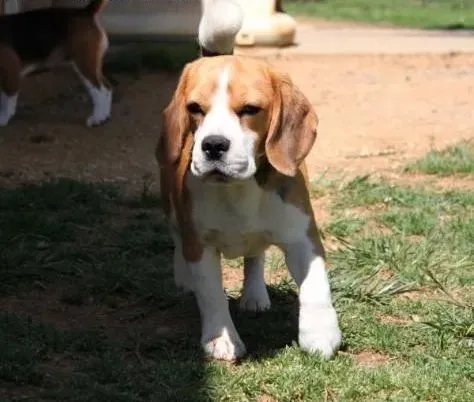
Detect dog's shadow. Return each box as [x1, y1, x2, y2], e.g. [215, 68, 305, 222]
[228, 284, 300, 360]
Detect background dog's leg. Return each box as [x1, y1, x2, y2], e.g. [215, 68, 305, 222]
[198, 0, 243, 56]
[190, 247, 246, 361]
[240, 253, 271, 312]
[70, 28, 111, 127]
[283, 231, 342, 360]
[0, 46, 20, 127]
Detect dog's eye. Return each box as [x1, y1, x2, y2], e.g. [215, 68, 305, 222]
[187, 102, 204, 115]
[238, 104, 262, 117]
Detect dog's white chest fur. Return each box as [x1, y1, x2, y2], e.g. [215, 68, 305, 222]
[186, 174, 309, 258]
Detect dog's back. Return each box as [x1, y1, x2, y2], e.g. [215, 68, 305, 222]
[0, 0, 111, 127]
[0, 1, 105, 63]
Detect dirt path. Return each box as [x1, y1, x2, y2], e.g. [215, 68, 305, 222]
[1, 19, 473, 191]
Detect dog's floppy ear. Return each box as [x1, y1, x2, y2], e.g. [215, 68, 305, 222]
[265, 70, 319, 177]
[155, 64, 193, 216]
[157, 63, 192, 168]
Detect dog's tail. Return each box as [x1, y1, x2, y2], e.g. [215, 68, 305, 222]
[84, 0, 108, 15]
[198, 0, 243, 56]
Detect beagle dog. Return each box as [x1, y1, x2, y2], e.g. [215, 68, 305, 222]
[157, 7, 342, 360]
[0, 0, 111, 127]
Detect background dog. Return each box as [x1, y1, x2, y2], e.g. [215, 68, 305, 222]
[0, 0, 111, 127]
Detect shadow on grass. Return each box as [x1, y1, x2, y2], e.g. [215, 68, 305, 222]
[0, 179, 305, 401]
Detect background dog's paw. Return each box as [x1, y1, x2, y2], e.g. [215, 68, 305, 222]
[203, 329, 246, 361]
[240, 285, 271, 312]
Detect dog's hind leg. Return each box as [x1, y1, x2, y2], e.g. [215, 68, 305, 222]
[0, 45, 21, 127]
[240, 253, 271, 312]
[69, 23, 112, 127]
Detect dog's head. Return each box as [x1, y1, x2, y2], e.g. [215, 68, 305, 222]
[158, 56, 318, 184]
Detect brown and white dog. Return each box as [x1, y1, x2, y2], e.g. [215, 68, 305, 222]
[0, 0, 111, 127]
[157, 1, 342, 362]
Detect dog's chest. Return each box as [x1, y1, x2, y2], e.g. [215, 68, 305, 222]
[187, 176, 309, 258]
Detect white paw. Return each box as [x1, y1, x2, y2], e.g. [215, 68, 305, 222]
[86, 89, 112, 127]
[203, 328, 246, 361]
[240, 285, 271, 312]
[0, 114, 10, 127]
[86, 112, 109, 127]
[298, 306, 342, 360]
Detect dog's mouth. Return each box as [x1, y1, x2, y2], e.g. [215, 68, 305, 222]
[204, 169, 232, 183]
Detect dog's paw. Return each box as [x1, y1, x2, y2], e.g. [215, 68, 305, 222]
[203, 328, 246, 361]
[240, 285, 271, 312]
[0, 112, 12, 127]
[298, 306, 342, 360]
[86, 113, 109, 127]
[86, 88, 112, 127]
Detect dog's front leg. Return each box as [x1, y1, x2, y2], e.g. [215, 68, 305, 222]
[283, 231, 342, 360]
[189, 247, 246, 361]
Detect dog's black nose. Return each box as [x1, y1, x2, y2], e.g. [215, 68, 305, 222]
[201, 135, 230, 160]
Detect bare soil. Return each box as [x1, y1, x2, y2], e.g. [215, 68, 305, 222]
[1, 52, 473, 191]
[1, 46, 473, 353]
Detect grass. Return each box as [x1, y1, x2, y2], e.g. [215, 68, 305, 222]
[405, 140, 474, 176]
[0, 166, 473, 400]
[285, 0, 474, 29]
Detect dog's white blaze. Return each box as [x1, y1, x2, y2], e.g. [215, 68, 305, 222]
[191, 67, 258, 179]
[0, 92, 18, 127]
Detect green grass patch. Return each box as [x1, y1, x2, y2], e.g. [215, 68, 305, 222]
[0, 177, 473, 400]
[405, 140, 474, 176]
[285, 0, 474, 29]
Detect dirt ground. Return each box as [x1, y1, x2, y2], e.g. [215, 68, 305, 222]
[0, 23, 473, 399]
[1, 51, 473, 194]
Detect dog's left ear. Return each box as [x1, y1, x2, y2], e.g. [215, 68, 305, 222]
[265, 70, 319, 177]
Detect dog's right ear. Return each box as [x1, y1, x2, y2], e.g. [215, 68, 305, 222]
[155, 64, 193, 216]
[156, 63, 192, 168]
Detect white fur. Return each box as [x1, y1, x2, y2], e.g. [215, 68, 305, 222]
[73, 64, 111, 127]
[0, 92, 18, 127]
[285, 243, 342, 359]
[191, 67, 258, 180]
[170, 223, 195, 293]
[188, 247, 246, 361]
[73, 29, 111, 127]
[175, 173, 342, 360]
[199, 0, 243, 54]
